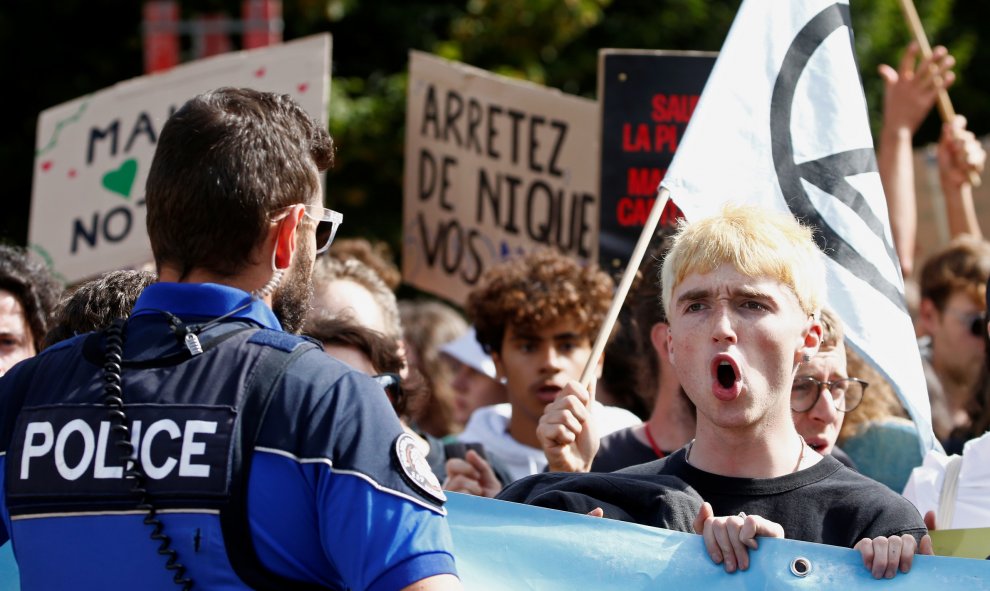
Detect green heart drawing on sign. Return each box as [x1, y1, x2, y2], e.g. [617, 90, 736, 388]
[102, 158, 138, 199]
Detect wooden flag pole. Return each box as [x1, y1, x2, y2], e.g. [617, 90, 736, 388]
[579, 186, 671, 389]
[897, 0, 981, 187]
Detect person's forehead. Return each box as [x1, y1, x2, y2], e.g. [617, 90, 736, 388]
[945, 287, 985, 311]
[316, 280, 387, 334]
[506, 316, 587, 341]
[674, 265, 795, 299]
[0, 289, 28, 328]
[805, 346, 847, 375]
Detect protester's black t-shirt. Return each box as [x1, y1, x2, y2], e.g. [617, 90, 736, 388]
[498, 471, 703, 532]
[617, 449, 926, 547]
[500, 447, 925, 548]
[830, 445, 858, 471]
[590, 427, 662, 473]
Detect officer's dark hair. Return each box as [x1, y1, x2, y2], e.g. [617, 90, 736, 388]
[0, 245, 62, 353]
[42, 269, 156, 349]
[145, 87, 334, 279]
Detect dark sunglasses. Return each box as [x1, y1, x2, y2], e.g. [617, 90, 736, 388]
[947, 309, 987, 338]
[372, 372, 404, 409]
[970, 315, 987, 338]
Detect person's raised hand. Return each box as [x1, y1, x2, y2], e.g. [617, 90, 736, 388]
[537, 379, 599, 473]
[443, 449, 502, 498]
[854, 533, 933, 579]
[938, 115, 985, 189]
[878, 43, 956, 135]
[692, 502, 785, 573]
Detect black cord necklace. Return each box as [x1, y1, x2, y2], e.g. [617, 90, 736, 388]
[146, 300, 254, 356]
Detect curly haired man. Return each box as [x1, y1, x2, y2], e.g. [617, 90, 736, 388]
[443, 249, 639, 495]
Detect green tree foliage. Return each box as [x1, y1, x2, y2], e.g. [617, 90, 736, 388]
[3, 0, 984, 261]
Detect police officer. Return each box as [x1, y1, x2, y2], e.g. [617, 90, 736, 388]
[0, 88, 460, 591]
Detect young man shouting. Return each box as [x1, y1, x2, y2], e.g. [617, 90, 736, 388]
[499, 205, 930, 579]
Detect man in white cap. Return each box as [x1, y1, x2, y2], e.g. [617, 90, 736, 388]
[440, 328, 508, 428]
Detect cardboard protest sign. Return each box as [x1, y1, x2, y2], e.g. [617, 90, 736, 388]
[29, 34, 331, 284]
[597, 50, 715, 276]
[403, 51, 599, 305]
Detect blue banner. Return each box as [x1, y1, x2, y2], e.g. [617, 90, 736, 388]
[446, 492, 990, 589]
[0, 494, 987, 588]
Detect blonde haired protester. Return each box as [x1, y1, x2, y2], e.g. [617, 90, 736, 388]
[499, 205, 931, 579]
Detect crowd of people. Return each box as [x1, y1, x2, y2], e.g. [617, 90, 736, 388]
[0, 41, 987, 588]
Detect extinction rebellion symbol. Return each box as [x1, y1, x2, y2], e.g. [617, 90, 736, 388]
[771, 3, 907, 312]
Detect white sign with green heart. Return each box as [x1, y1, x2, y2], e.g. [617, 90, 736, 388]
[29, 34, 331, 284]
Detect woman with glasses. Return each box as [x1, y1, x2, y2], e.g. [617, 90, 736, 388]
[790, 309, 865, 470]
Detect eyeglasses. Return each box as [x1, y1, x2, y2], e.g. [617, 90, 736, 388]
[945, 309, 986, 338]
[790, 377, 867, 413]
[272, 204, 343, 254]
[372, 372, 403, 409]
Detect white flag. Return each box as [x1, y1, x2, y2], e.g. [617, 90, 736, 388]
[661, 0, 937, 454]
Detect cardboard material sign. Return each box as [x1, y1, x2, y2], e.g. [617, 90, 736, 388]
[597, 49, 715, 276]
[403, 51, 599, 305]
[29, 34, 331, 284]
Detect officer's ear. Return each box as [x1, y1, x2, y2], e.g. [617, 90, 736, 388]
[272, 205, 305, 271]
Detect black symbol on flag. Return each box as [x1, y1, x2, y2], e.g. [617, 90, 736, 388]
[771, 3, 906, 313]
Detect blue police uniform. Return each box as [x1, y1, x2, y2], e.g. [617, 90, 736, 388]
[0, 282, 457, 590]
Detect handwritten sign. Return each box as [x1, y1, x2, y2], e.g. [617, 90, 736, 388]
[403, 51, 599, 305]
[29, 34, 331, 284]
[597, 50, 715, 275]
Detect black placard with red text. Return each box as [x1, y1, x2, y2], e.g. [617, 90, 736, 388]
[597, 50, 716, 275]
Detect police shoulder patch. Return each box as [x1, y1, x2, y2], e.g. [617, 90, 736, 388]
[393, 432, 446, 505]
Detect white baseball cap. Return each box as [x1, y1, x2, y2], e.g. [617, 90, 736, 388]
[439, 328, 497, 379]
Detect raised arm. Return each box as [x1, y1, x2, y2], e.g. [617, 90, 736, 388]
[939, 115, 986, 238]
[876, 42, 956, 277]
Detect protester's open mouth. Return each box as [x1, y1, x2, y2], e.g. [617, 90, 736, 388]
[804, 438, 828, 453]
[536, 384, 562, 403]
[717, 362, 735, 388]
[710, 355, 741, 400]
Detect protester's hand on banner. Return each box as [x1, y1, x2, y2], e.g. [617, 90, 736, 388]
[444, 450, 502, 498]
[854, 532, 934, 579]
[878, 42, 956, 135]
[537, 380, 599, 473]
[692, 502, 785, 573]
[938, 115, 986, 189]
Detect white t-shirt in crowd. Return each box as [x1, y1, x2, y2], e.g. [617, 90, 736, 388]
[457, 402, 641, 484]
[902, 430, 990, 529]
